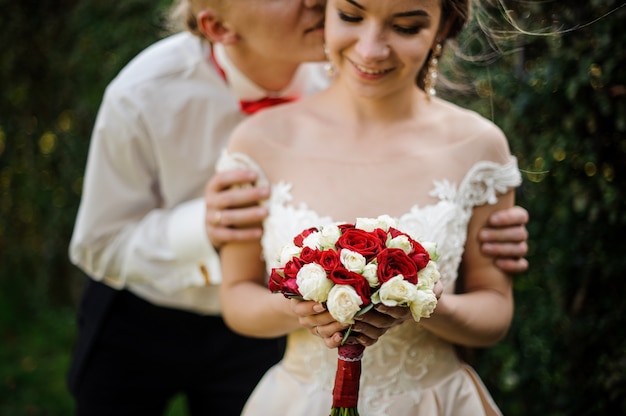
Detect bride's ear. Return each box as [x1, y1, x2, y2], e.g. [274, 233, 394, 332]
[197, 9, 239, 45]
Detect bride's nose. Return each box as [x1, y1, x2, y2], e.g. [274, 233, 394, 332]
[355, 25, 390, 61]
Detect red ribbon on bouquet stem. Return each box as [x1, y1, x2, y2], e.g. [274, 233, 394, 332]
[332, 344, 365, 410]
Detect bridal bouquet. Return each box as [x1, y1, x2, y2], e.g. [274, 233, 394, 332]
[268, 215, 441, 416]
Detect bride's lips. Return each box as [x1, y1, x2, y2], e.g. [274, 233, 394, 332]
[349, 58, 394, 79]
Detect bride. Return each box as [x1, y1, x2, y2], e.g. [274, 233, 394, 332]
[217, 0, 520, 414]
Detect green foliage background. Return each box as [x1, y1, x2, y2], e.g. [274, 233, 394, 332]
[1, 0, 624, 415]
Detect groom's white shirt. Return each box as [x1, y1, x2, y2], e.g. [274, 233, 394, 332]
[69, 32, 328, 314]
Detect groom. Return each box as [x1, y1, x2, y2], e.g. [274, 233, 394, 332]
[67, 0, 529, 415]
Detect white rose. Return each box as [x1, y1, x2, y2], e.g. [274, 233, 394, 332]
[319, 224, 342, 249]
[302, 231, 322, 249]
[375, 214, 397, 231]
[387, 234, 412, 254]
[421, 241, 439, 262]
[340, 249, 366, 272]
[417, 261, 441, 290]
[373, 275, 418, 307]
[355, 215, 397, 232]
[362, 263, 379, 287]
[354, 217, 379, 232]
[409, 289, 438, 321]
[327, 285, 363, 324]
[279, 244, 302, 266]
[296, 263, 334, 302]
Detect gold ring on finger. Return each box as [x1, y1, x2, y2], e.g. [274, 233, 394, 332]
[213, 210, 222, 226]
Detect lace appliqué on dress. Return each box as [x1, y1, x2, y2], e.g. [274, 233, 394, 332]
[431, 159, 521, 207]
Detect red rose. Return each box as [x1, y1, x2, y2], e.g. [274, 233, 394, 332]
[336, 228, 385, 261]
[293, 227, 318, 247]
[338, 223, 355, 233]
[319, 249, 341, 272]
[388, 228, 430, 270]
[373, 227, 389, 244]
[376, 248, 418, 284]
[408, 241, 430, 270]
[329, 267, 372, 305]
[268, 269, 301, 297]
[268, 268, 285, 293]
[281, 276, 301, 297]
[300, 246, 321, 264]
[283, 258, 304, 279]
[387, 227, 405, 239]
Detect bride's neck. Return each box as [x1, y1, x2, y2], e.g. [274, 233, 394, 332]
[329, 82, 426, 124]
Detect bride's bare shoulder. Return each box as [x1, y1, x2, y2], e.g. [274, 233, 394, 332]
[227, 101, 303, 152]
[435, 99, 512, 161]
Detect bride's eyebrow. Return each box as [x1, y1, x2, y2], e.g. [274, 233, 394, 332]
[346, 0, 365, 10]
[395, 10, 429, 18]
[345, 0, 430, 18]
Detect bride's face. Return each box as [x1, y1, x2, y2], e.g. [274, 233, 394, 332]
[325, 0, 442, 98]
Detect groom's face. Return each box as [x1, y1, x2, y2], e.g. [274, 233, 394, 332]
[227, 0, 328, 64]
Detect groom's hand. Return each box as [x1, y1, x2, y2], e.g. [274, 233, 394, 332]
[204, 169, 270, 249]
[479, 205, 529, 274]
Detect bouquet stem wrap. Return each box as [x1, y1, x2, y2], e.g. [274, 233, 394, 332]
[330, 344, 365, 415]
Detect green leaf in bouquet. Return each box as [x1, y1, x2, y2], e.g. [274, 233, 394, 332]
[284, 293, 304, 300]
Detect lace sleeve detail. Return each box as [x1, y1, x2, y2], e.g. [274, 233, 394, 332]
[215, 150, 269, 187]
[431, 157, 522, 208]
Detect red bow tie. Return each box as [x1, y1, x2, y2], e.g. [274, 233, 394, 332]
[209, 44, 297, 115]
[239, 96, 296, 115]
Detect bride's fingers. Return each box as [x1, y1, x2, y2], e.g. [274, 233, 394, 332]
[291, 299, 329, 328]
[290, 299, 325, 317]
[322, 331, 346, 348]
[349, 322, 386, 346]
[433, 281, 444, 299]
[365, 305, 412, 323]
[312, 325, 346, 348]
[351, 333, 379, 348]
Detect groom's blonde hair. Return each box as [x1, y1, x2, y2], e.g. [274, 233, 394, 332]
[168, 0, 230, 38]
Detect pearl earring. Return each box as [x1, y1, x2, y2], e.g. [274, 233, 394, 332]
[323, 45, 336, 78]
[424, 43, 443, 100]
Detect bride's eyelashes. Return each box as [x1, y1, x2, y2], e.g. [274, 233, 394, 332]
[393, 24, 423, 35]
[338, 10, 361, 23]
[336, 11, 424, 36]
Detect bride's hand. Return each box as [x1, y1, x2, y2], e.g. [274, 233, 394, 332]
[290, 279, 444, 349]
[349, 280, 445, 347]
[290, 299, 347, 348]
[293, 301, 399, 349]
[349, 307, 408, 347]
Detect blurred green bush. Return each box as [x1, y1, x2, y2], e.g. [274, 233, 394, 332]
[0, 0, 172, 413]
[1, 1, 624, 415]
[449, 1, 626, 414]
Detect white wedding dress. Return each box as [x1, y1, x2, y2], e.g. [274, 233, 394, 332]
[217, 148, 521, 416]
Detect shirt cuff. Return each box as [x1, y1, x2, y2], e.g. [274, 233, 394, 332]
[168, 198, 222, 285]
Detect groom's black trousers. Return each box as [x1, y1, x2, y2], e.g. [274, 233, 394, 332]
[68, 278, 285, 416]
